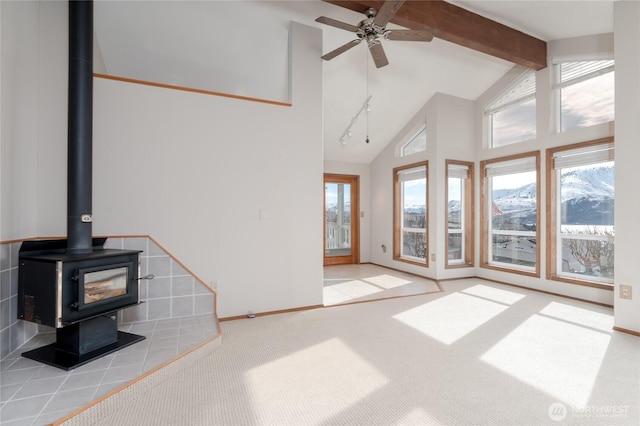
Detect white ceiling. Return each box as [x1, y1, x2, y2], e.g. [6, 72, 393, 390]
[94, 1, 615, 164]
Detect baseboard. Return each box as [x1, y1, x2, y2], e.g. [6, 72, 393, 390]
[219, 304, 324, 322]
[612, 326, 640, 337]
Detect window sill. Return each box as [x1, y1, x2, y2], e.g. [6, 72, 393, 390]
[394, 256, 428, 268]
[446, 261, 474, 269]
[548, 274, 614, 291]
[481, 262, 540, 278]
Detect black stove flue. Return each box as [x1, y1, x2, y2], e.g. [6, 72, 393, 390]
[67, 0, 94, 254]
[16, 0, 146, 370]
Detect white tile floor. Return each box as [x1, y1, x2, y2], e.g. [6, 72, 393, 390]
[0, 314, 218, 425]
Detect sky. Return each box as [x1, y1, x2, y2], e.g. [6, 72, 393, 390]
[402, 179, 426, 206]
[325, 183, 351, 207]
[492, 171, 536, 191]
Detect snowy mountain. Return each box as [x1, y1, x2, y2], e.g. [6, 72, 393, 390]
[492, 165, 614, 227]
[560, 165, 614, 225]
[560, 165, 614, 201]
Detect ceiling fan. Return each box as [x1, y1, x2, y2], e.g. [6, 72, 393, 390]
[315, 0, 433, 68]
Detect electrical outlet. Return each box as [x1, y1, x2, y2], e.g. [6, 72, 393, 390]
[431, 253, 436, 261]
[620, 285, 632, 300]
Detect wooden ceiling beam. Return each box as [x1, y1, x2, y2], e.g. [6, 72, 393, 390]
[323, 0, 547, 70]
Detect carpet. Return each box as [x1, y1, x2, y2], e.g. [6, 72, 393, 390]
[60, 278, 639, 425]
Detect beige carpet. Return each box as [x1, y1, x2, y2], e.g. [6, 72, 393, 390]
[61, 278, 639, 425]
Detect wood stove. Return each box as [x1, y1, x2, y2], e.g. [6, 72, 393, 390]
[18, 238, 145, 370]
[16, 1, 147, 370]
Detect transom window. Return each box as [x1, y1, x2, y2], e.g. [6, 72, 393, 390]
[401, 127, 427, 157]
[553, 58, 614, 133]
[393, 162, 428, 265]
[484, 70, 536, 148]
[481, 152, 539, 276]
[546, 139, 614, 288]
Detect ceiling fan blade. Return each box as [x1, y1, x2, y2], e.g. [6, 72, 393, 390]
[369, 42, 389, 68]
[386, 29, 433, 42]
[321, 39, 362, 61]
[373, 0, 406, 27]
[315, 16, 359, 33]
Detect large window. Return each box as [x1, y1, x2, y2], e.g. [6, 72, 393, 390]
[546, 139, 614, 288]
[446, 160, 474, 268]
[484, 70, 536, 148]
[481, 152, 539, 276]
[394, 162, 428, 266]
[553, 59, 614, 133]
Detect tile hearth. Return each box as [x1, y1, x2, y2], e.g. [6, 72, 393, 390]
[0, 314, 218, 425]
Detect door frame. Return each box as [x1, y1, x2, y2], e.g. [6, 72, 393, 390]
[324, 173, 360, 266]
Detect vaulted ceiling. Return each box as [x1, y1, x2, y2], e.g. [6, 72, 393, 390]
[94, 1, 615, 164]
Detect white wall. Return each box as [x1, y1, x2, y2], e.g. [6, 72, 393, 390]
[1, 1, 43, 240]
[370, 101, 431, 277]
[1, 0, 324, 319]
[369, 93, 476, 280]
[87, 22, 323, 319]
[613, 0, 640, 333]
[323, 160, 371, 262]
[431, 93, 476, 279]
[1, 1, 68, 242]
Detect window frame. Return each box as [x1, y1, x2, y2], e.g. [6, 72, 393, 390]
[480, 151, 540, 277]
[552, 57, 615, 134]
[545, 137, 614, 290]
[393, 161, 429, 267]
[445, 160, 475, 268]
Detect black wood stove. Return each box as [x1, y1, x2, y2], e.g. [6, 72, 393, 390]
[18, 239, 145, 370]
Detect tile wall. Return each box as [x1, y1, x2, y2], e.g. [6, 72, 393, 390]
[0, 236, 216, 362]
[0, 242, 38, 360]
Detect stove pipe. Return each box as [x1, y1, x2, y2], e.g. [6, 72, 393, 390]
[67, 0, 93, 254]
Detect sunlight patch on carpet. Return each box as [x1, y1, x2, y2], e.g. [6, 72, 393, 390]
[480, 311, 611, 409]
[323, 279, 383, 304]
[396, 407, 442, 424]
[363, 274, 411, 289]
[244, 337, 389, 423]
[393, 292, 509, 345]
[539, 301, 613, 332]
[462, 284, 527, 305]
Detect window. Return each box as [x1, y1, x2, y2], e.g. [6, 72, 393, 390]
[481, 152, 539, 276]
[553, 59, 614, 132]
[446, 160, 474, 268]
[484, 70, 536, 148]
[546, 138, 614, 288]
[401, 126, 427, 157]
[394, 162, 428, 265]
